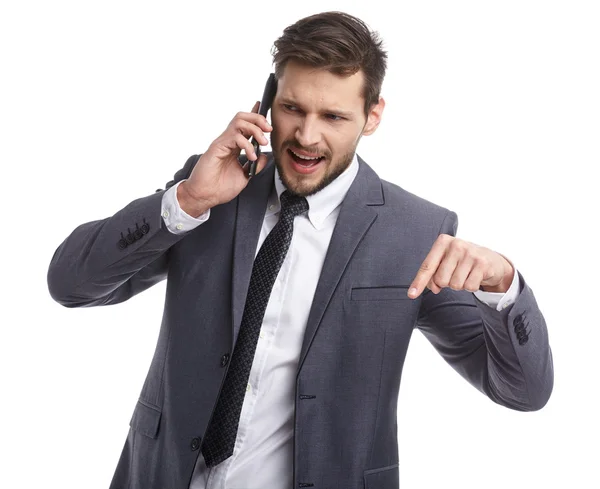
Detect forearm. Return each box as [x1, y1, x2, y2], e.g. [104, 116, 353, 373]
[473, 272, 554, 411]
[418, 270, 553, 412]
[47, 190, 185, 307]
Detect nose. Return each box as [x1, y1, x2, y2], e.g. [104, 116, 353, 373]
[294, 115, 321, 150]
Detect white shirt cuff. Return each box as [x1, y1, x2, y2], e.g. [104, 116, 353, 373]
[161, 180, 210, 234]
[473, 256, 520, 312]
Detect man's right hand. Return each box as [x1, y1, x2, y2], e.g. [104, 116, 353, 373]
[177, 101, 273, 217]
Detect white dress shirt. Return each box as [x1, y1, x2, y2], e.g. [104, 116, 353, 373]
[159, 154, 520, 489]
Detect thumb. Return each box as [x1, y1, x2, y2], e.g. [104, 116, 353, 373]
[251, 100, 260, 113]
[255, 153, 268, 174]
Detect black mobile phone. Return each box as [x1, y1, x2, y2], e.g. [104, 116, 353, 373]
[247, 73, 278, 178]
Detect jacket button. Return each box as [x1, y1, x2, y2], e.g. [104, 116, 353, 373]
[133, 228, 143, 240]
[513, 313, 525, 327]
[141, 220, 150, 234]
[518, 336, 529, 345]
[221, 353, 230, 367]
[117, 238, 128, 250]
[190, 437, 201, 451]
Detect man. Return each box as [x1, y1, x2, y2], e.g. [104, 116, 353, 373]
[47, 11, 553, 489]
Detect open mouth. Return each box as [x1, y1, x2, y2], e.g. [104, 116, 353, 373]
[287, 148, 325, 168]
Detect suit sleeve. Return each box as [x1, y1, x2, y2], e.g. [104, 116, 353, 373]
[415, 210, 554, 411]
[47, 154, 201, 308]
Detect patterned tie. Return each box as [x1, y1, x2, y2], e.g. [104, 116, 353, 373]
[201, 189, 309, 467]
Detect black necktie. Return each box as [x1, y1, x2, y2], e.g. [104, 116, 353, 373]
[201, 190, 309, 467]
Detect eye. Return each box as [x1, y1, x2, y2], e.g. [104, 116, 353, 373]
[326, 114, 344, 121]
[283, 104, 299, 111]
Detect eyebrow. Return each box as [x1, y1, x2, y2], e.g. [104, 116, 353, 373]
[279, 97, 354, 118]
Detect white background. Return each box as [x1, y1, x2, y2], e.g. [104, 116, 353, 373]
[1, 1, 598, 488]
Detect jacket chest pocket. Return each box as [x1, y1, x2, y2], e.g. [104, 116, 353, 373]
[346, 285, 420, 332]
[351, 285, 412, 301]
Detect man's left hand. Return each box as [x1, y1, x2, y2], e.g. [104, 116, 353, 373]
[408, 234, 514, 299]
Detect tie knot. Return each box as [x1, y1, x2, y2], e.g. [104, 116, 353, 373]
[280, 190, 309, 218]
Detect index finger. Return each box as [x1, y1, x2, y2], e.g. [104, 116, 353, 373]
[408, 235, 449, 298]
[237, 107, 272, 132]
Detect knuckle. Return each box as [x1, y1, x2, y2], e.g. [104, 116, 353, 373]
[474, 255, 488, 268]
[464, 282, 478, 292]
[449, 280, 462, 290]
[228, 120, 239, 132]
[450, 238, 466, 252]
[435, 275, 448, 288]
[234, 118, 246, 130]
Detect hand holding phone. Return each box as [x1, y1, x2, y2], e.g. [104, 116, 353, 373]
[177, 91, 273, 216]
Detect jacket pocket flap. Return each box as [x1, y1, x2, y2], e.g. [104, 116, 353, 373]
[364, 463, 399, 488]
[129, 399, 162, 439]
[351, 286, 411, 301]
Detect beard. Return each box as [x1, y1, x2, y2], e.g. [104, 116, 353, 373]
[270, 129, 359, 198]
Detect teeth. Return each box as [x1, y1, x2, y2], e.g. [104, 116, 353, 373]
[291, 149, 321, 160]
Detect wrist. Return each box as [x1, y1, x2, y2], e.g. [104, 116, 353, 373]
[177, 181, 214, 218]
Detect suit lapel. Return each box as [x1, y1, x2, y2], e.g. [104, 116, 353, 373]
[297, 154, 383, 371]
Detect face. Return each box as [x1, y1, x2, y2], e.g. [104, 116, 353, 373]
[269, 60, 385, 197]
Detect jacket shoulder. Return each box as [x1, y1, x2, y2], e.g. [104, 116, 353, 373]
[379, 177, 453, 218]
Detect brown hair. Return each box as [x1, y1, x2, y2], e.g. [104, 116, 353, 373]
[271, 11, 388, 119]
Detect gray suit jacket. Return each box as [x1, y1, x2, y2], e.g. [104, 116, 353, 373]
[47, 153, 553, 489]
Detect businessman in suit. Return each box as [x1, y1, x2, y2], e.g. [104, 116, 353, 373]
[47, 11, 553, 489]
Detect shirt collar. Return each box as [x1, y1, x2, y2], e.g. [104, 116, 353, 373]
[266, 153, 360, 230]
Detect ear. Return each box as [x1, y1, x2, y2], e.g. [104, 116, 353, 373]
[362, 96, 385, 136]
